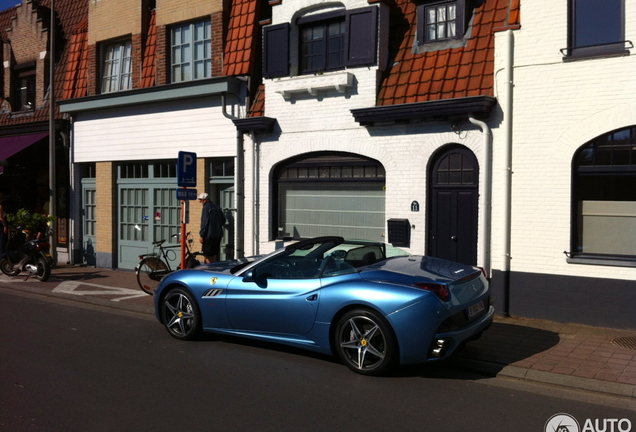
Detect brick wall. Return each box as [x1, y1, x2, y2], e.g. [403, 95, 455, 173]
[156, 0, 222, 26]
[95, 162, 116, 261]
[5, 2, 50, 110]
[88, 0, 142, 45]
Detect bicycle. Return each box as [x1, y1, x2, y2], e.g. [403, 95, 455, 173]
[136, 231, 203, 295]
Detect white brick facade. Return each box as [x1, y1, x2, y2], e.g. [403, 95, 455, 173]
[504, 0, 636, 282]
[250, 0, 636, 328]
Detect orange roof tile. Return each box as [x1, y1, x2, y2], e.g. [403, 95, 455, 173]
[62, 18, 88, 99]
[378, 0, 518, 107]
[248, 83, 265, 117]
[223, 0, 258, 76]
[141, 10, 157, 88]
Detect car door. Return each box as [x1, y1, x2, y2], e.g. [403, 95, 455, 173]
[225, 275, 321, 335]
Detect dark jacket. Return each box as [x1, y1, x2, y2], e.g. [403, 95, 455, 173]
[200, 201, 226, 239]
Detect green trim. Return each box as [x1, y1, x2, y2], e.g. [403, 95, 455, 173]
[59, 77, 243, 113]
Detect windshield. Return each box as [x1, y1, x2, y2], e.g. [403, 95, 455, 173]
[240, 239, 410, 280]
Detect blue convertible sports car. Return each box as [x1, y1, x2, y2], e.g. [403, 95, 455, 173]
[154, 236, 494, 375]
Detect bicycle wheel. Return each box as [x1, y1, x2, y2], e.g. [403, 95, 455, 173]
[136, 257, 170, 295]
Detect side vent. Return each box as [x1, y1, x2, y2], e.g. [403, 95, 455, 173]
[202, 289, 223, 298]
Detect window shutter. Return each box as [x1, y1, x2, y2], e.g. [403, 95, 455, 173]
[263, 23, 290, 78]
[344, 7, 378, 67]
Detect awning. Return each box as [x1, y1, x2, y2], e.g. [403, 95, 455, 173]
[0, 132, 48, 174]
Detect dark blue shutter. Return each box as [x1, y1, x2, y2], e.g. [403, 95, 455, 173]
[263, 23, 290, 78]
[344, 6, 378, 67]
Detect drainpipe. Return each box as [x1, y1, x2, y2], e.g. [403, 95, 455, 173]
[500, 29, 515, 316]
[222, 93, 245, 259]
[468, 116, 492, 278]
[252, 134, 259, 255]
[60, 131, 71, 264]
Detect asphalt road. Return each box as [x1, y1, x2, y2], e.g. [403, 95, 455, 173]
[1, 288, 634, 432]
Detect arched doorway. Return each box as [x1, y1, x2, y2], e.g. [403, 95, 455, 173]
[428, 145, 479, 265]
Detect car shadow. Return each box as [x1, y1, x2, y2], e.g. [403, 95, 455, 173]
[391, 322, 561, 379]
[51, 268, 133, 282]
[191, 321, 561, 380]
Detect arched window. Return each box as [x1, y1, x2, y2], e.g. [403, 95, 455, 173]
[273, 152, 385, 241]
[572, 126, 636, 260]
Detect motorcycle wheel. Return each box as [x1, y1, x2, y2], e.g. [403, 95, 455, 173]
[0, 259, 20, 276]
[34, 257, 51, 282]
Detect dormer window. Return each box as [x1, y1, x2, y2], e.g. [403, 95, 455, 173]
[424, 2, 457, 41]
[416, 0, 470, 46]
[13, 63, 36, 112]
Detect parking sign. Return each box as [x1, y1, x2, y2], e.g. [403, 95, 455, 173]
[177, 151, 197, 187]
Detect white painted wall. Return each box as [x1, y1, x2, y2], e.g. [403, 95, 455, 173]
[72, 98, 238, 163]
[497, 0, 636, 282]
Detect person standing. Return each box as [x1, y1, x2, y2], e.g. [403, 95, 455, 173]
[198, 193, 226, 263]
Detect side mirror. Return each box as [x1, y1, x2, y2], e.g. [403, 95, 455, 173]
[242, 269, 257, 283]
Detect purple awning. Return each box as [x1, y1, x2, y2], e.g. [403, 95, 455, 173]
[0, 133, 49, 162]
[0, 132, 48, 174]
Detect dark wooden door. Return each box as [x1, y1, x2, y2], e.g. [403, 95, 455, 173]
[428, 147, 479, 266]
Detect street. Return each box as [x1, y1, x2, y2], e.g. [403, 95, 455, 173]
[1, 288, 634, 432]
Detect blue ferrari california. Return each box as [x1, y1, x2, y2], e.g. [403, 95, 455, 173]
[154, 236, 494, 375]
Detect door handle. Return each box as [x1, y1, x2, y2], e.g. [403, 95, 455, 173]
[306, 294, 318, 301]
[451, 236, 457, 241]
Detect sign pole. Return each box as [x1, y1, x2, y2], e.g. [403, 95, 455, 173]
[180, 193, 186, 270]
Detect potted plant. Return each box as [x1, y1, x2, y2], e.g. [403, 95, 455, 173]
[7, 208, 55, 239]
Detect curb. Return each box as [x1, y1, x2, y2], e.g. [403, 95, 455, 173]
[448, 357, 636, 399]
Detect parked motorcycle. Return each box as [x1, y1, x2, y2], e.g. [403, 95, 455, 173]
[0, 227, 53, 281]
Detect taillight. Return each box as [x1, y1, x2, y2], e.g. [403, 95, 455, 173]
[414, 282, 450, 302]
[476, 266, 488, 278]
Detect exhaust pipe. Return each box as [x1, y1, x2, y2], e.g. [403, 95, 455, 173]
[430, 338, 451, 358]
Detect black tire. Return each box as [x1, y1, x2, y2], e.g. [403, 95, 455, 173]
[0, 259, 20, 276]
[161, 288, 202, 341]
[136, 257, 169, 295]
[34, 257, 51, 282]
[334, 309, 397, 376]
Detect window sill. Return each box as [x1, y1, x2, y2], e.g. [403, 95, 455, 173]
[566, 256, 636, 268]
[271, 72, 354, 99]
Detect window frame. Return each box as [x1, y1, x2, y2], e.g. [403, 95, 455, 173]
[565, 0, 627, 59]
[101, 40, 133, 93]
[298, 11, 347, 74]
[170, 19, 212, 83]
[417, 0, 466, 46]
[570, 126, 636, 264]
[262, 6, 378, 79]
[13, 62, 36, 112]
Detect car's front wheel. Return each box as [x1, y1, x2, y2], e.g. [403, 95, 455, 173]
[334, 309, 397, 376]
[161, 288, 202, 341]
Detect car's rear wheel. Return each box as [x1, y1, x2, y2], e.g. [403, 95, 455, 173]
[161, 288, 202, 341]
[334, 309, 397, 376]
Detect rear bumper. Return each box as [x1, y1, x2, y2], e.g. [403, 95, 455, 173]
[393, 303, 495, 365]
[426, 305, 495, 362]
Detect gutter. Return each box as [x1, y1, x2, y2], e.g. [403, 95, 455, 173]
[221, 93, 245, 259]
[467, 116, 492, 278]
[500, 29, 514, 315]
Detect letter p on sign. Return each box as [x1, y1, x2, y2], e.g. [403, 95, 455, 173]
[177, 151, 197, 187]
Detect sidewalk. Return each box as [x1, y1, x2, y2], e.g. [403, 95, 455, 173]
[2, 264, 635, 399]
